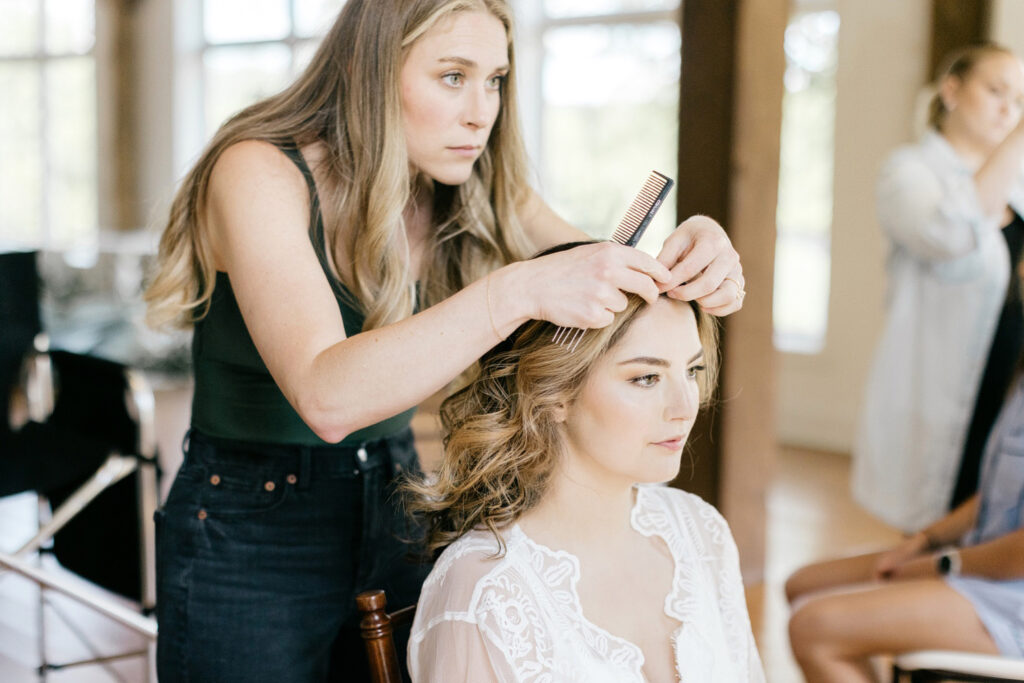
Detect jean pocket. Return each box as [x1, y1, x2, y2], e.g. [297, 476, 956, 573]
[198, 467, 291, 517]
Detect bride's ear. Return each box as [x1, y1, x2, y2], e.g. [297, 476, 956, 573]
[551, 402, 568, 424]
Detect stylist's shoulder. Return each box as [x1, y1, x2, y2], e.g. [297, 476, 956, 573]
[206, 140, 311, 247]
[208, 140, 302, 201]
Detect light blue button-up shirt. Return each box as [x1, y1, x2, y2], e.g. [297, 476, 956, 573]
[853, 130, 1024, 532]
[966, 374, 1024, 546]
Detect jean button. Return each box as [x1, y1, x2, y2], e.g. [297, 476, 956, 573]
[286, 474, 297, 485]
[197, 509, 207, 520]
[210, 474, 221, 485]
[264, 481, 276, 492]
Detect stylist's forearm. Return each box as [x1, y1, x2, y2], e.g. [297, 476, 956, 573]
[293, 265, 530, 442]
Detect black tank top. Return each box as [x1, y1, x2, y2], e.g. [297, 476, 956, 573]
[189, 144, 417, 446]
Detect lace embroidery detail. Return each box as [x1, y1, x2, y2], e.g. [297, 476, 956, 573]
[409, 485, 765, 683]
[632, 486, 756, 681]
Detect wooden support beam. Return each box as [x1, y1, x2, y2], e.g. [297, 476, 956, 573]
[672, 0, 785, 582]
[930, 0, 992, 78]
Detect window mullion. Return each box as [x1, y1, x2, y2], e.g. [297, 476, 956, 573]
[289, 0, 298, 72]
[39, 3, 50, 246]
[542, 8, 679, 30]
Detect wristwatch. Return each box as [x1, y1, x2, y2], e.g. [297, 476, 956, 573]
[936, 549, 962, 576]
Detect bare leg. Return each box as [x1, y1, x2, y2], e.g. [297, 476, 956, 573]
[788, 579, 998, 683]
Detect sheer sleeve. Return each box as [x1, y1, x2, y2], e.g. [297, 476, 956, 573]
[684, 492, 767, 683]
[708, 506, 767, 683]
[410, 618, 517, 683]
[408, 533, 525, 683]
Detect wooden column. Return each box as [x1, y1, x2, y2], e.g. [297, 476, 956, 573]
[671, 0, 740, 507]
[930, 0, 992, 78]
[97, 0, 141, 231]
[671, 0, 786, 582]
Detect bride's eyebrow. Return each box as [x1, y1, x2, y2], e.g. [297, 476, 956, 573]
[617, 356, 670, 367]
[614, 352, 704, 368]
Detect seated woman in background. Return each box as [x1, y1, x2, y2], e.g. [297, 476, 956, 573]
[787, 360, 1024, 682]
[404, 259, 765, 682]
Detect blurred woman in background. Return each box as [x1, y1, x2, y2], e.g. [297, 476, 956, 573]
[854, 44, 1024, 532]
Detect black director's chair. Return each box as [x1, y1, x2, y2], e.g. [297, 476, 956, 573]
[0, 250, 159, 681]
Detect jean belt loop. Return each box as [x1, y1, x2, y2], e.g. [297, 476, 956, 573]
[298, 446, 312, 490]
[376, 438, 395, 481]
[355, 442, 372, 475]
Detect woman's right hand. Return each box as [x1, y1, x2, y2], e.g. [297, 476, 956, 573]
[872, 532, 930, 580]
[496, 241, 671, 333]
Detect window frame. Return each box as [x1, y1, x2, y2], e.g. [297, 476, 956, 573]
[0, 1, 98, 250]
[772, 0, 840, 354]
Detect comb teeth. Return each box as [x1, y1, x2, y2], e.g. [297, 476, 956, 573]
[609, 171, 672, 245]
[552, 170, 675, 351]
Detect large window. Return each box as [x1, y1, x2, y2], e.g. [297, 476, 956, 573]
[0, 0, 97, 251]
[199, 0, 339, 140]
[525, 0, 681, 248]
[193, 0, 683, 250]
[772, 4, 839, 353]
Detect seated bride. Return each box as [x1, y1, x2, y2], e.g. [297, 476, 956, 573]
[404, 280, 766, 682]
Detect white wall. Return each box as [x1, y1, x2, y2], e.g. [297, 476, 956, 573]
[992, 0, 1024, 57]
[776, 0, 931, 452]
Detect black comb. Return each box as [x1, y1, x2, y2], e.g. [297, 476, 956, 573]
[553, 171, 675, 350]
[609, 171, 674, 247]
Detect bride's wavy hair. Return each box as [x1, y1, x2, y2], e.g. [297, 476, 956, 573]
[405, 265, 719, 556]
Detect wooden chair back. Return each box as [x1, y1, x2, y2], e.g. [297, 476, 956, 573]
[357, 589, 416, 683]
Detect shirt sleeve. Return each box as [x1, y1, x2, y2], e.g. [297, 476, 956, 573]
[876, 146, 988, 261]
[409, 617, 518, 683]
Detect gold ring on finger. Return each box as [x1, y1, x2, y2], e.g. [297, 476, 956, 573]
[724, 276, 745, 301]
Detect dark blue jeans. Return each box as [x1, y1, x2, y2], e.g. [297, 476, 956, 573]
[155, 428, 430, 682]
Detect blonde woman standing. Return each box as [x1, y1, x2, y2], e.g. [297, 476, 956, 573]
[145, 1, 745, 681]
[854, 44, 1024, 533]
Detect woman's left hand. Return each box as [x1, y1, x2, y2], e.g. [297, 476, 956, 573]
[656, 215, 744, 316]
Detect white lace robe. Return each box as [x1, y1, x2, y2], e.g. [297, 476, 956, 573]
[408, 485, 766, 682]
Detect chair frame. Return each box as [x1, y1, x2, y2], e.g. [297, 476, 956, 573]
[893, 651, 1024, 683]
[357, 589, 416, 683]
[0, 341, 159, 681]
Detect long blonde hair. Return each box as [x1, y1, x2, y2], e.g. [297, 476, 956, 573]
[406, 283, 720, 557]
[145, 0, 533, 330]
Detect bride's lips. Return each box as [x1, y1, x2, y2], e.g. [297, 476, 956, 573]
[653, 437, 686, 450]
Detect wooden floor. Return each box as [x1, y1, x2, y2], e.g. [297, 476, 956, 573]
[0, 438, 901, 682]
[751, 446, 902, 682]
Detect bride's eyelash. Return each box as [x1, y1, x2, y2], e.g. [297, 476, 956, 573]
[630, 374, 660, 387]
[687, 365, 706, 378]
